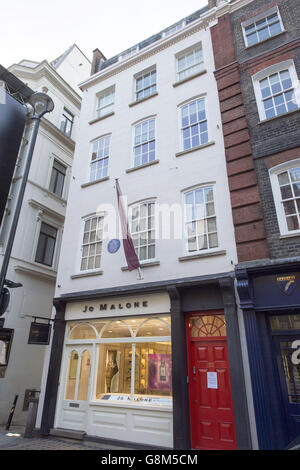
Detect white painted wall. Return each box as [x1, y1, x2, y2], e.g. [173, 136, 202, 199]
[0, 51, 86, 424]
[55, 46, 91, 95]
[55, 21, 238, 297]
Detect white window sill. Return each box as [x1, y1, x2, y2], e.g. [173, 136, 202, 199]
[71, 270, 103, 279]
[129, 92, 158, 107]
[279, 232, 300, 240]
[81, 176, 109, 188]
[46, 190, 67, 205]
[14, 262, 57, 281]
[173, 69, 207, 87]
[32, 260, 56, 271]
[121, 260, 160, 271]
[176, 140, 215, 158]
[178, 249, 226, 262]
[259, 108, 300, 124]
[245, 30, 286, 50]
[126, 159, 159, 173]
[89, 112, 114, 125]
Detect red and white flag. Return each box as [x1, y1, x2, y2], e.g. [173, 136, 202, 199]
[115, 179, 141, 273]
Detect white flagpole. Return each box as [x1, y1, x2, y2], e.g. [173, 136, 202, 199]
[137, 267, 144, 281]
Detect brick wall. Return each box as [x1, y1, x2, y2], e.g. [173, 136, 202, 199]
[213, 0, 300, 261]
[230, 0, 300, 259]
[230, 0, 300, 64]
[254, 156, 300, 258]
[211, 14, 269, 262]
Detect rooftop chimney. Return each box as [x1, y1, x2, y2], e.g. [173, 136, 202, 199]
[208, 0, 217, 8]
[91, 48, 106, 76]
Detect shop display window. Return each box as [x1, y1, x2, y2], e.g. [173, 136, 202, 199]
[65, 315, 172, 406]
[69, 323, 97, 340]
[270, 314, 300, 331]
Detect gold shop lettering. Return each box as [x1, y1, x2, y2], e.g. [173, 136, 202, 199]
[82, 301, 148, 313]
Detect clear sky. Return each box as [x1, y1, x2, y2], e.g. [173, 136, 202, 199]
[1, 0, 208, 68]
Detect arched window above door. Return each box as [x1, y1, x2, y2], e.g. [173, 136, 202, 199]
[189, 314, 226, 338]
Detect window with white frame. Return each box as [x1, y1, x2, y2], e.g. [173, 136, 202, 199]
[60, 108, 74, 138]
[133, 118, 155, 167]
[65, 315, 172, 405]
[176, 44, 204, 82]
[253, 61, 299, 121]
[164, 21, 184, 37]
[184, 186, 218, 252]
[242, 8, 284, 47]
[49, 159, 66, 198]
[96, 87, 115, 119]
[80, 216, 104, 271]
[270, 163, 300, 235]
[90, 135, 110, 181]
[120, 46, 138, 61]
[135, 68, 156, 102]
[130, 201, 155, 261]
[180, 97, 208, 151]
[35, 222, 58, 267]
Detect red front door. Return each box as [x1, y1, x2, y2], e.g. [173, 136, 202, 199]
[187, 313, 237, 450]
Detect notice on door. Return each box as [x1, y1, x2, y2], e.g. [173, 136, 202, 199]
[207, 372, 218, 389]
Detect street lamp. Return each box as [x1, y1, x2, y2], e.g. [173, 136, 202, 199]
[29, 92, 54, 117]
[0, 92, 55, 316]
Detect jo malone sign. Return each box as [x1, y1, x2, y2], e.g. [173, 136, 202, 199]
[82, 300, 148, 313]
[65, 293, 171, 321]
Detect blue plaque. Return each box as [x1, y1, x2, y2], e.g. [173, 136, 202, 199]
[107, 239, 121, 254]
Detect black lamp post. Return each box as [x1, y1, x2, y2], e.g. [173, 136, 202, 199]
[0, 92, 54, 316]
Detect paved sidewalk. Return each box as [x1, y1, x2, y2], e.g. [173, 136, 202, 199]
[0, 425, 129, 450]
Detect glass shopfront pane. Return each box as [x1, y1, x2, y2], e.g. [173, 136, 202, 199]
[278, 341, 300, 404]
[96, 343, 132, 399]
[134, 342, 172, 402]
[101, 321, 131, 338]
[77, 350, 91, 401]
[65, 350, 78, 400]
[69, 315, 172, 406]
[136, 318, 171, 337]
[69, 324, 97, 340]
[270, 314, 300, 331]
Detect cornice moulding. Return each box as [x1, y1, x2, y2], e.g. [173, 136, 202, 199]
[9, 61, 81, 108]
[27, 199, 65, 223]
[80, 14, 219, 90]
[79, 0, 256, 90]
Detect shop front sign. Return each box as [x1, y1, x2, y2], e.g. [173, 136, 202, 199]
[252, 272, 300, 309]
[82, 300, 148, 313]
[65, 292, 171, 321]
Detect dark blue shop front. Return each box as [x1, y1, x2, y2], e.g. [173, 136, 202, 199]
[236, 264, 300, 450]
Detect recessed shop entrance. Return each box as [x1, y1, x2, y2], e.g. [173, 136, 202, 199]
[269, 314, 300, 446]
[186, 312, 237, 450]
[57, 345, 93, 431]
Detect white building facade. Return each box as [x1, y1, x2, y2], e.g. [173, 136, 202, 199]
[0, 46, 90, 425]
[38, 5, 254, 450]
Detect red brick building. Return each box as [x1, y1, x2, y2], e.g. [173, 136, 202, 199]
[211, 0, 300, 450]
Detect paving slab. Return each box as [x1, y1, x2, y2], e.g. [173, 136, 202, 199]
[0, 425, 130, 450]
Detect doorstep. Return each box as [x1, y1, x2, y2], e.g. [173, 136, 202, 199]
[49, 428, 86, 440]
